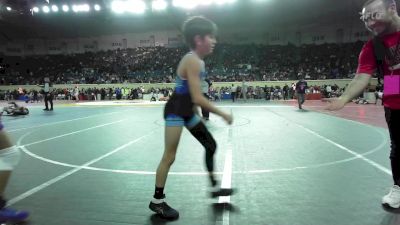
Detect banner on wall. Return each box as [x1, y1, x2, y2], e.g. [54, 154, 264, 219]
[25, 44, 34, 51]
[167, 36, 182, 47]
[139, 39, 152, 47]
[112, 42, 122, 47]
[270, 33, 280, 41]
[6, 48, 22, 53]
[312, 35, 325, 42]
[48, 46, 61, 51]
[84, 44, 95, 50]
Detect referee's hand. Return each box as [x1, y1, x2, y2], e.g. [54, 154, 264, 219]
[222, 113, 233, 125]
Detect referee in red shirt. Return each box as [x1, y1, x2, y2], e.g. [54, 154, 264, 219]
[327, 0, 400, 209]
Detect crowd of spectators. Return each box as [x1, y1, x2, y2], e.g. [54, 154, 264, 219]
[0, 82, 347, 102]
[0, 41, 364, 86]
[0, 86, 176, 102]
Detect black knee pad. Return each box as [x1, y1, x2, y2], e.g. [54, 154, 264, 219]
[203, 131, 216, 155]
[190, 122, 217, 153]
[189, 122, 217, 172]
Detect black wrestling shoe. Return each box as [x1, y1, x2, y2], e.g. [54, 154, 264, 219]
[149, 199, 179, 220]
[210, 188, 235, 198]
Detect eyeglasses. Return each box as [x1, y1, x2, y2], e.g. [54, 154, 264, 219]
[360, 11, 385, 22]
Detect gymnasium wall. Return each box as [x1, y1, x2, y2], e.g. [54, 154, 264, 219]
[0, 20, 371, 56]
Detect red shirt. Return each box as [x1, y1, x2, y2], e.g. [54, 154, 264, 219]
[357, 31, 400, 109]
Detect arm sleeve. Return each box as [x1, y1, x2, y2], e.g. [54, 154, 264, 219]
[356, 41, 376, 76]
